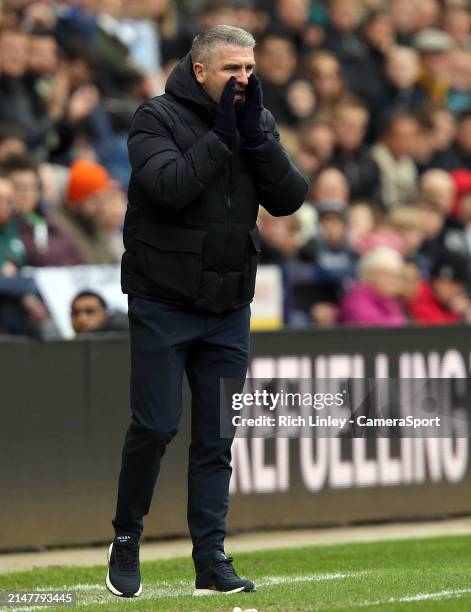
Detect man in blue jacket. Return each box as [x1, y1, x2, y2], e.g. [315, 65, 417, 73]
[106, 24, 307, 598]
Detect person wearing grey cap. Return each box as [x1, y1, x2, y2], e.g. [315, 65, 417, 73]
[414, 28, 455, 105]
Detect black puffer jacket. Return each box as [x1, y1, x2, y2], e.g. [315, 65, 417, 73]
[121, 51, 308, 313]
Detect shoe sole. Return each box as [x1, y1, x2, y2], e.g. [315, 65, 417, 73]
[193, 586, 247, 596]
[105, 543, 142, 598]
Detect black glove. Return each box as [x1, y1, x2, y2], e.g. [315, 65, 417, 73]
[213, 76, 238, 149]
[236, 73, 266, 147]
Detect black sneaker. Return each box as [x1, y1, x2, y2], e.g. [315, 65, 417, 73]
[194, 551, 256, 595]
[106, 533, 142, 597]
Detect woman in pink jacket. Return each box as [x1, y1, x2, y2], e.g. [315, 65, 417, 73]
[338, 246, 407, 326]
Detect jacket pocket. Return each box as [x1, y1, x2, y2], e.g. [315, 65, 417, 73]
[135, 221, 206, 303]
[241, 226, 261, 302]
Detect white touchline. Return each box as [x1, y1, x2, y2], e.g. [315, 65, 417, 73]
[40, 576, 471, 609]
[61, 584, 104, 591]
[348, 588, 471, 609]
[258, 572, 367, 586]
[10, 586, 471, 612]
[44, 572, 366, 606]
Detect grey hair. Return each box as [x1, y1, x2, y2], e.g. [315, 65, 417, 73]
[359, 246, 404, 278]
[191, 25, 256, 65]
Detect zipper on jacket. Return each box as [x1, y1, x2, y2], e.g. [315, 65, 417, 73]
[227, 160, 232, 210]
[221, 159, 232, 277]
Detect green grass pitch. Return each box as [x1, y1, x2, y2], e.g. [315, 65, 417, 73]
[0, 534, 470, 611]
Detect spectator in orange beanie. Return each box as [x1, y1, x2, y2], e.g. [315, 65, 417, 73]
[52, 159, 119, 264]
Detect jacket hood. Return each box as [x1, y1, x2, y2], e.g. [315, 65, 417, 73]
[165, 51, 217, 119]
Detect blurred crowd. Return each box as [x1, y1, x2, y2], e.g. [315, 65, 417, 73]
[1, 0, 471, 336]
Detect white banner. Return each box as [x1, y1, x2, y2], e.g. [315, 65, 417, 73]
[251, 265, 283, 330]
[27, 265, 127, 339]
[26, 263, 283, 338]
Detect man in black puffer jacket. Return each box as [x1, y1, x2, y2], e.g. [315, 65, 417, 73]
[107, 25, 307, 599]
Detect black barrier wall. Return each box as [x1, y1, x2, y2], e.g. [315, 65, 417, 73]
[1, 325, 470, 551]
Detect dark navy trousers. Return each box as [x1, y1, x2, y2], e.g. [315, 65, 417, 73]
[112, 295, 250, 567]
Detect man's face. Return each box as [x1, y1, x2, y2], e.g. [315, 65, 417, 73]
[311, 169, 349, 202]
[0, 137, 26, 163]
[421, 50, 449, 77]
[421, 175, 454, 214]
[320, 213, 345, 245]
[329, 0, 359, 32]
[417, 203, 444, 238]
[71, 295, 107, 334]
[0, 31, 28, 77]
[335, 106, 368, 151]
[431, 109, 456, 150]
[310, 56, 343, 100]
[387, 118, 419, 157]
[276, 0, 309, 31]
[256, 37, 296, 85]
[9, 169, 40, 214]
[443, 10, 471, 47]
[364, 14, 394, 50]
[78, 189, 110, 219]
[386, 49, 419, 90]
[29, 36, 58, 75]
[193, 44, 255, 103]
[97, 188, 126, 231]
[432, 277, 465, 306]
